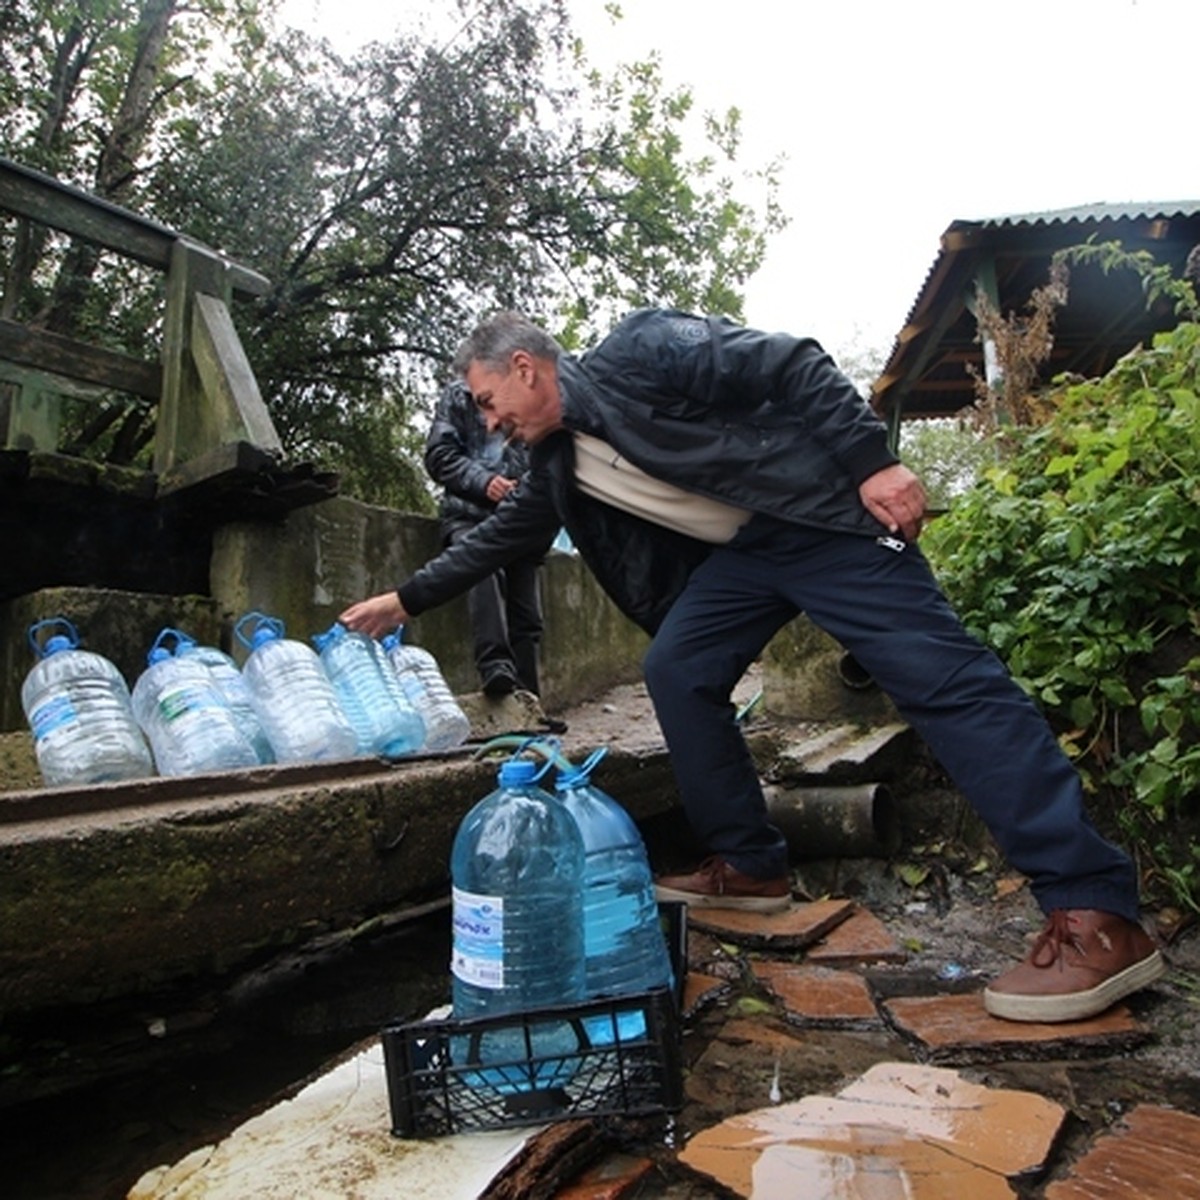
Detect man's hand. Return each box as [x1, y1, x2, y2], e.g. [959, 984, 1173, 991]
[339, 592, 408, 639]
[859, 464, 928, 541]
[485, 474, 518, 504]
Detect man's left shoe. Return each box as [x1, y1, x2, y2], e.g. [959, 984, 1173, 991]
[983, 908, 1166, 1023]
[654, 857, 792, 913]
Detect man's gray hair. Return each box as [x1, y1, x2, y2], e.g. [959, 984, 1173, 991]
[452, 312, 562, 377]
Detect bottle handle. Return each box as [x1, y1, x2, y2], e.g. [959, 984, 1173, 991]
[234, 611, 283, 650]
[149, 627, 192, 660]
[575, 746, 608, 781]
[27, 616, 78, 658]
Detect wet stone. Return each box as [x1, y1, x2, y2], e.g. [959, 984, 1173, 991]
[750, 961, 881, 1026]
[682, 972, 732, 1019]
[685, 898, 856, 950]
[1044, 1103, 1200, 1199]
[678, 1060, 1066, 1199]
[884, 992, 1150, 1062]
[804, 904, 908, 966]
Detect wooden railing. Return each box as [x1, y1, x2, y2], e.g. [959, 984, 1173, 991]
[0, 155, 286, 496]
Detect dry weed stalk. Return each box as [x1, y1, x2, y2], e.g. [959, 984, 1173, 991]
[967, 259, 1069, 437]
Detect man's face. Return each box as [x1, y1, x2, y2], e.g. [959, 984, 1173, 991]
[465, 352, 563, 445]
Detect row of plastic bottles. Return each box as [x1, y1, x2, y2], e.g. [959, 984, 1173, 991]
[448, 744, 673, 1089]
[20, 613, 471, 787]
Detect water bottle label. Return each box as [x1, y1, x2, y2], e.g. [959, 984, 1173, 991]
[29, 693, 80, 741]
[156, 686, 219, 722]
[451, 886, 505, 989]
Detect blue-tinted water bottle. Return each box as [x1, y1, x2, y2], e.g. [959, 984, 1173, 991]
[312, 623, 424, 757]
[381, 627, 471, 751]
[21, 617, 154, 787]
[556, 748, 672, 1043]
[556, 748, 672, 998]
[450, 756, 586, 1089]
[235, 612, 357, 764]
[174, 632, 274, 764]
[131, 629, 259, 777]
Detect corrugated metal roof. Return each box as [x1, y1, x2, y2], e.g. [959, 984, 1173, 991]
[966, 200, 1200, 229]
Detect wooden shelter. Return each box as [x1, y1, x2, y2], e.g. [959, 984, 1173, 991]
[872, 202, 1200, 441]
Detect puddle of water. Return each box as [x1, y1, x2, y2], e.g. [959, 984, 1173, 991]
[6, 912, 453, 1200]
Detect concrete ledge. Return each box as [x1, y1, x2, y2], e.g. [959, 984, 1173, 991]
[0, 746, 683, 1018]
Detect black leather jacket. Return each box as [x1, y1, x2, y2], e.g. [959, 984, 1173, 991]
[424, 380, 532, 531]
[400, 309, 898, 634]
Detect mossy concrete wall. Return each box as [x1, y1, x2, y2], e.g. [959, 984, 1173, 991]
[0, 495, 648, 731]
[762, 615, 899, 726]
[0, 747, 685, 1017]
[209, 496, 648, 708]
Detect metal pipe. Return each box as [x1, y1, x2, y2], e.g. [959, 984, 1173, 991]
[764, 782, 900, 860]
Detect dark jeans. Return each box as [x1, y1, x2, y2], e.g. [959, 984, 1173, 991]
[445, 522, 545, 694]
[642, 515, 1139, 921]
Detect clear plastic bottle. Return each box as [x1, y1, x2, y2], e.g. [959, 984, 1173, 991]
[555, 748, 672, 1043]
[131, 630, 260, 777]
[556, 748, 673, 998]
[312, 623, 425, 757]
[174, 632, 275, 764]
[381, 627, 471, 751]
[450, 756, 586, 1089]
[21, 617, 154, 787]
[235, 612, 358, 764]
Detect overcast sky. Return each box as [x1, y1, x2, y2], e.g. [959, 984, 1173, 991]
[276, 0, 1197, 358]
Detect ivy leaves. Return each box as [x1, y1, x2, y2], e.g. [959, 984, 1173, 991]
[925, 321, 1200, 909]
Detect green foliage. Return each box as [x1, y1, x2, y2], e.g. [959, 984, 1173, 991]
[0, 0, 783, 506]
[899, 418, 994, 511]
[924, 322, 1200, 909]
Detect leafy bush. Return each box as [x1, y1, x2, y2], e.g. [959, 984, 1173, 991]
[924, 322, 1200, 911]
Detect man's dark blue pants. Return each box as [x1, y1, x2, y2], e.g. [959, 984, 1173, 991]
[642, 516, 1139, 921]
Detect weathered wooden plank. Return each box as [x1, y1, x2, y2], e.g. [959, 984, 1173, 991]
[0, 156, 270, 297]
[0, 317, 160, 400]
[191, 291, 282, 453]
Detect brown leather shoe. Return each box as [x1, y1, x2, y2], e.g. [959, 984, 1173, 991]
[654, 857, 792, 913]
[984, 908, 1165, 1023]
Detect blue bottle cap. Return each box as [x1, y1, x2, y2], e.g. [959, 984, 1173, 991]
[250, 623, 281, 650]
[42, 635, 73, 657]
[147, 646, 173, 666]
[498, 759, 539, 787]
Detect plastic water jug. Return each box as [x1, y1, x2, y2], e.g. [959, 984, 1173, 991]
[235, 612, 357, 764]
[381, 627, 471, 751]
[174, 632, 274, 764]
[555, 747, 673, 999]
[21, 617, 154, 787]
[131, 629, 259, 776]
[450, 756, 586, 1089]
[312, 623, 424, 757]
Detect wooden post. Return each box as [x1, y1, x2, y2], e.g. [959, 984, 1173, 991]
[158, 238, 280, 476]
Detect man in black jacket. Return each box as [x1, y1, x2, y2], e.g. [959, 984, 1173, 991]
[341, 308, 1164, 1024]
[424, 380, 550, 697]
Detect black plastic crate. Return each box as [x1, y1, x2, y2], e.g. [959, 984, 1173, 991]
[382, 985, 682, 1137]
[381, 902, 688, 1138]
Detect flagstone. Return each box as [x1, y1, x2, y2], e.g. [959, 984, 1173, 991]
[1044, 1104, 1200, 1199]
[883, 993, 1148, 1060]
[678, 1060, 1066, 1199]
[804, 905, 907, 965]
[750, 961, 880, 1025]
[685, 898, 856, 950]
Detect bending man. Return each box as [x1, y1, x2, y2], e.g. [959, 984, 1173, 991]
[340, 308, 1163, 1024]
